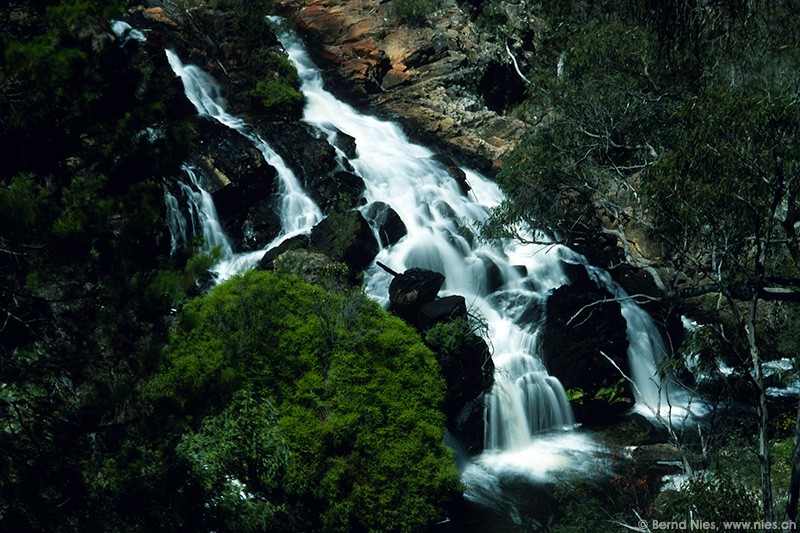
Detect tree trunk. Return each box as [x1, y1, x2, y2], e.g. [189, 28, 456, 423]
[746, 296, 774, 522]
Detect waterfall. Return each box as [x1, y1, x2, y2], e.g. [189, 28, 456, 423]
[268, 20, 697, 490]
[110, 20, 147, 44]
[164, 186, 188, 254]
[165, 50, 322, 279]
[587, 265, 698, 421]
[163, 165, 233, 258]
[273, 20, 579, 444]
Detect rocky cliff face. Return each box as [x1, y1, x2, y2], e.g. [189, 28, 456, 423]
[276, 0, 535, 170]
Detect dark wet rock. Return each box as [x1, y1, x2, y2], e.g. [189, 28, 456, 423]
[451, 395, 488, 456]
[239, 201, 283, 250]
[257, 234, 310, 270]
[326, 171, 366, 211]
[439, 333, 493, 415]
[335, 129, 358, 159]
[540, 264, 632, 424]
[310, 210, 378, 272]
[364, 201, 407, 247]
[481, 256, 503, 294]
[185, 118, 285, 250]
[272, 249, 345, 286]
[447, 164, 471, 195]
[418, 295, 468, 330]
[388, 268, 445, 316]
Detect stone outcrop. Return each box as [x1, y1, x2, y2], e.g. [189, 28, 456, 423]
[276, 0, 532, 168]
[363, 201, 407, 247]
[388, 268, 446, 318]
[385, 267, 494, 454]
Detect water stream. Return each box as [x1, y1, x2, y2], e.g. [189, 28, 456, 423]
[165, 50, 322, 279]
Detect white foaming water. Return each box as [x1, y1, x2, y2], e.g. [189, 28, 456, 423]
[165, 50, 322, 279]
[110, 20, 147, 44]
[164, 186, 188, 254]
[181, 165, 233, 257]
[586, 265, 704, 421]
[271, 24, 613, 511]
[163, 165, 232, 257]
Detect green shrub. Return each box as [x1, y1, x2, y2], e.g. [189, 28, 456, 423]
[247, 79, 303, 115]
[391, 0, 440, 26]
[150, 270, 460, 530]
[655, 474, 760, 528]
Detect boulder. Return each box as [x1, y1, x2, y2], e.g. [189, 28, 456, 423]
[540, 264, 632, 424]
[388, 268, 445, 316]
[451, 395, 488, 456]
[239, 200, 282, 250]
[449, 165, 471, 195]
[424, 315, 495, 455]
[272, 249, 346, 286]
[310, 210, 379, 272]
[257, 234, 310, 270]
[189, 118, 282, 250]
[335, 129, 358, 159]
[324, 171, 366, 211]
[363, 201, 407, 247]
[435, 331, 493, 417]
[418, 295, 468, 330]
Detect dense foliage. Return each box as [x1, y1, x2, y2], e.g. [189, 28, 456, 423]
[0, 1, 199, 529]
[148, 270, 460, 531]
[482, 0, 800, 525]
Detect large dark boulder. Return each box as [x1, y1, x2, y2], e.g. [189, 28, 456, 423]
[418, 295, 467, 330]
[451, 395, 489, 456]
[188, 118, 281, 250]
[388, 268, 445, 317]
[334, 129, 358, 159]
[363, 201, 407, 247]
[424, 315, 494, 455]
[310, 210, 378, 273]
[540, 264, 632, 424]
[322, 171, 366, 211]
[257, 234, 311, 270]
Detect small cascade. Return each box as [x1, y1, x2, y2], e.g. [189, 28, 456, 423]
[179, 165, 233, 257]
[163, 186, 188, 254]
[163, 165, 233, 259]
[165, 50, 322, 279]
[110, 20, 147, 44]
[586, 265, 699, 420]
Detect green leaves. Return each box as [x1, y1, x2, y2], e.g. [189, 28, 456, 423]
[151, 270, 460, 530]
[176, 390, 289, 531]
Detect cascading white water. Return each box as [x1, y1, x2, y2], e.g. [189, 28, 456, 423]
[164, 186, 188, 255]
[273, 20, 579, 443]
[110, 20, 147, 44]
[163, 165, 233, 258]
[181, 165, 234, 257]
[586, 265, 699, 420]
[269, 19, 698, 480]
[165, 50, 322, 278]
